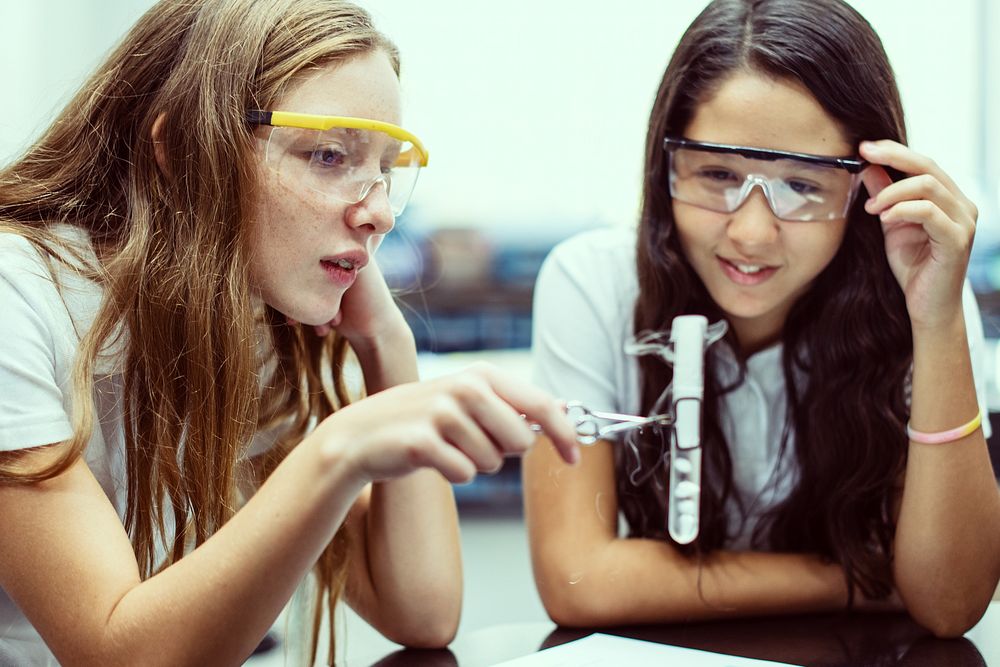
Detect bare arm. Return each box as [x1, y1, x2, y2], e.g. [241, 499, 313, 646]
[0, 362, 578, 666]
[523, 436, 854, 627]
[326, 262, 575, 646]
[341, 324, 463, 647]
[894, 316, 1000, 637]
[860, 140, 1000, 637]
[0, 437, 367, 667]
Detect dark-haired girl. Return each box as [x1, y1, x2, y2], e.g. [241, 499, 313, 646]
[524, 0, 1000, 637]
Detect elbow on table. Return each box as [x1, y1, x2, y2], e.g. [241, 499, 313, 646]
[378, 595, 460, 648]
[908, 597, 990, 639]
[379, 616, 458, 649]
[384, 619, 458, 649]
[535, 572, 613, 628]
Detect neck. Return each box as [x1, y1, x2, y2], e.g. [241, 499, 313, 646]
[729, 312, 785, 358]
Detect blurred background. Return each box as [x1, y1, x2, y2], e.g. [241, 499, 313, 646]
[4, 1, 999, 340]
[2, 1, 999, 662]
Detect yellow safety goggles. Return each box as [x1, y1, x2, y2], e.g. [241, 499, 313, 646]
[247, 110, 428, 216]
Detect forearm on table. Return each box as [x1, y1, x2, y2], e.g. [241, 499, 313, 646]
[895, 316, 1000, 635]
[351, 470, 462, 645]
[533, 536, 848, 626]
[102, 437, 365, 666]
[346, 325, 462, 644]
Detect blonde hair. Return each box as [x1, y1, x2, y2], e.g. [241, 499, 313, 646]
[0, 0, 399, 662]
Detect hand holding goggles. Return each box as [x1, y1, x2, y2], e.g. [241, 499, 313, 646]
[664, 137, 866, 222]
[248, 110, 429, 217]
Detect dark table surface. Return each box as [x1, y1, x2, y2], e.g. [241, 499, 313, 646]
[354, 601, 1000, 666]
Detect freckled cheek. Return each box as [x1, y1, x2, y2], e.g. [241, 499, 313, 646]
[257, 189, 342, 263]
[248, 193, 300, 283]
[271, 180, 326, 218]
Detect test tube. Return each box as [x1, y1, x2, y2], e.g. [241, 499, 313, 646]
[668, 315, 706, 544]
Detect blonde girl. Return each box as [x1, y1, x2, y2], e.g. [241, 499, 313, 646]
[0, 1, 578, 664]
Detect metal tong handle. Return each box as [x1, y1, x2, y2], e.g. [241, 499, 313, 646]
[527, 401, 673, 446]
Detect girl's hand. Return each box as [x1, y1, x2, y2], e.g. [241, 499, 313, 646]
[310, 363, 581, 485]
[859, 140, 978, 331]
[314, 254, 408, 347]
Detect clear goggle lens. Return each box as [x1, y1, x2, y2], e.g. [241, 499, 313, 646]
[263, 125, 422, 217]
[666, 143, 864, 222]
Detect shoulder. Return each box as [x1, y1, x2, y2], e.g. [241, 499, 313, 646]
[532, 226, 640, 405]
[0, 227, 113, 378]
[0, 226, 103, 330]
[537, 226, 638, 304]
[0, 225, 94, 287]
[0, 229, 47, 272]
[0, 231, 61, 310]
[544, 225, 636, 274]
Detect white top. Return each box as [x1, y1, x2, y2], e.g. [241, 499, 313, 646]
[531, 226, 992, 548]
[0, 227, 277, 665]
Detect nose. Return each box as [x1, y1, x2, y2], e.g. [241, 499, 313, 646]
[347, 178, 395, 236]
[726, 184, 779, 248]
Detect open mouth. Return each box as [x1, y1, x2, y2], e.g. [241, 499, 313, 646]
[329, 258, 355, 271]
[320, 257, 360, 286]
[718, 257, 778, 284]
[730, 261, 765, 274]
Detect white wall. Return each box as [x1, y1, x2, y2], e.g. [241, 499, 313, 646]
[855, 0, 996, 241]
[983, 0, 1000, 236]
[2, 1, 996, 233]
[0, 2, 157, 162]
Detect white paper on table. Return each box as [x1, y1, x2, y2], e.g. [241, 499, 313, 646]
[491, 633, 803, 667]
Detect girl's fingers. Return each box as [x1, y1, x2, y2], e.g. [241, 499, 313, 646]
[437, 407, 505, 474]
[878, 200, 968, 251]
[865, 173, 971, 230]
[860, 140, 955, 189]
[313, 313, 343, 337]
[471, 364, 580, 465]
[861, 164, 893, 199]
[417, 436, 479, 484]
[860, 140, 976, 219]
[462, 387, 537, 458]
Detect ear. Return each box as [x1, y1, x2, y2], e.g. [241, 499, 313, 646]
[151, 113, 169, 174]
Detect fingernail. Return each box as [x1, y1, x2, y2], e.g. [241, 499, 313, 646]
[570, 447, 581, 465]
[864, 197, 877, 213]
[860, 140, 877, 152]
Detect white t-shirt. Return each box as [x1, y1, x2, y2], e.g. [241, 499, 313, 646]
[0, 227, 278, 665]
[531, 226, 992, 548]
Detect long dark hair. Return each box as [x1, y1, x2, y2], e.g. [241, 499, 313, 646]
[624, 0, 911, 604]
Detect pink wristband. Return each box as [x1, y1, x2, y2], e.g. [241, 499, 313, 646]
[906, 411, 982, 444]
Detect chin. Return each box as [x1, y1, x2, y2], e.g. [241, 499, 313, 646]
[714, 295, 779, 322]
[299, 308, 341, 327]
[724, 304, 777, 320]
[268, 297, 341, 328]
